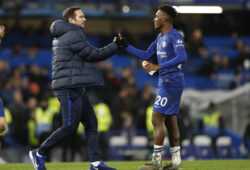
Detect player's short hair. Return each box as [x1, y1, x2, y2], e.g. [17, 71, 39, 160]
[159, 4, 177, 22]
[63, 6, 81, 22]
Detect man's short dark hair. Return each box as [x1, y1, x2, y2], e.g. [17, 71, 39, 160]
[62, 6, 81, 22]
[159, 4, 177, 22]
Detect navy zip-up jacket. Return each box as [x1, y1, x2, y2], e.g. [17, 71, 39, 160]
[50, 20, 118, 90]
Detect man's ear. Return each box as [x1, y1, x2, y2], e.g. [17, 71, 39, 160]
[68, 17, 74, 23]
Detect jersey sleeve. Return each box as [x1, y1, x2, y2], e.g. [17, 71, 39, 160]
[159, 33, 187, 69]
[125, 39, 157, 60]
[0, 100, 5, 117]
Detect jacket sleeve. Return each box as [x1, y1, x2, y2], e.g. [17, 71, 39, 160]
[69, 31, 118, 62]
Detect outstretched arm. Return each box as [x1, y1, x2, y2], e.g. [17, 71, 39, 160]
[125, 40, 157, 60]
[70, 31, 118, 62]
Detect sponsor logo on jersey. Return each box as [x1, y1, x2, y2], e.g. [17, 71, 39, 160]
[175, 39, 184, 47]
[157, 51, 167, 58]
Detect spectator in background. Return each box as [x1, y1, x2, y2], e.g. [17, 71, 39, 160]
[39, 66, 50, 90]
[20, 77, 30, 102]
[186, 28, 208, 58]
[29, 82, 41, 101]
[11, 43, 23, 58]
[176, 101, 192, 143]
[235, 39, 244, 51]
[202, 102, 224, 154]
[98, 62, 121, 107]
[135, 83, 155, 131]
[0, 60, 9, 90]
[220, 55, 230, 70]
[27, 97, 39, 148]
[94, 102, 113, 161]
[1, 79, 14, 107]
[9, 67, 22, 88]
[197, 53, 221, 79]
[27, 64, 41, 84]
[121, 111, 135, 146]
[235, 44, 250, 71]
[9, 90, 29, 147]
[25, 43, 39, 59]
[111, 85, 133, 129]
[229, 71, 244, 89]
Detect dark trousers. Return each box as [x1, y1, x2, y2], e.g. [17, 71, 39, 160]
[38, 87, 100, 162]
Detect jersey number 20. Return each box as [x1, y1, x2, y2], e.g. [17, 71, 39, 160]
[155, 95, 168, 107]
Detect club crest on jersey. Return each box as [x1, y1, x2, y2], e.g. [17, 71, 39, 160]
[162, 41, 166, 47]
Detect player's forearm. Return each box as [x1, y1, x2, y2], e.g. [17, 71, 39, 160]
[159, 50, 187, 69]
[125, 45, 151, 60]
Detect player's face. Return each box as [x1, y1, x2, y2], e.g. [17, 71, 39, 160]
[153, 10, 168, 30]
[71, 9, 86, 28]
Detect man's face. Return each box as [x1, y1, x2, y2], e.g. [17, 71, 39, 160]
[69, 9, 86, 28]
[153, 10, 168, 30]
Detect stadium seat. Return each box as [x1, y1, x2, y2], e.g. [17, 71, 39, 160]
[185, 76, 216, 89]
[86, 35, 100, 47]
[108, 136, 128, 161]
[204, 36, 236, 48]
[219, 50, 239, 59]
[34, 50, 52, 67]
[193, 135, 214, 159]
[181, 139, 195, 160]
[107, 54, 132, 68]
[130, 136, 148, 160]
[242, 37, 250, 46]
[0, 49, 11, 60]
[216, 136, 233, 159]
[216, 70, 235, 89]
[133, 70, 158, 89]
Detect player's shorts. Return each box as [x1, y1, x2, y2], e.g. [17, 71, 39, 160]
[153, 73, 184, 115]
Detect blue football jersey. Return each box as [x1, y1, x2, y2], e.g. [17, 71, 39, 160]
[156, 28, 186, 77]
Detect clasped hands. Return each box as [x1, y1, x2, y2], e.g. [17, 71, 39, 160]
[113, 33, 128, 49]
[113, 33, 160, 73]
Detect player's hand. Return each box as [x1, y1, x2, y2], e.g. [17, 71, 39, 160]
[115, 33, 129, 49]
[0, 25, 5, 41]
[144, 62, 161, 72]
[113, 37, 118, 43]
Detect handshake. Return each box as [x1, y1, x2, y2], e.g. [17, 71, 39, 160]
[113, 33, 129, 49]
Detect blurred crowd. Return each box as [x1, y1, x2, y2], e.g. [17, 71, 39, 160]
[185, 28, 250, 89]
[0, 21, 249, 161]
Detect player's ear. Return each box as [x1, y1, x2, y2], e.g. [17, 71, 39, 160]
[163, 16, 168, 22]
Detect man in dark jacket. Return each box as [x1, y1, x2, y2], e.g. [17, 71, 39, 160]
[29, 6, 119, 170]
